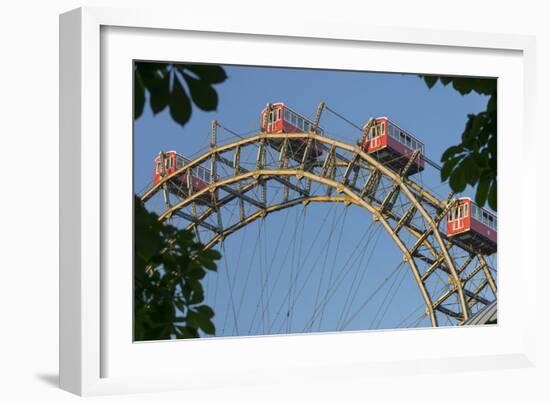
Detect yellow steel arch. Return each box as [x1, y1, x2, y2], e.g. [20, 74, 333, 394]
[141, 131, 498, 326]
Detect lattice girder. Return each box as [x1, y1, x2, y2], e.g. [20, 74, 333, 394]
[142, 131, 497, 326]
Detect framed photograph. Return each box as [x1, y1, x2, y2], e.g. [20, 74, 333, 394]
[60, 6, 536, 396]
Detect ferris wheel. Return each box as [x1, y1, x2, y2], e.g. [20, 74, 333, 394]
[140, 102, 497, 337]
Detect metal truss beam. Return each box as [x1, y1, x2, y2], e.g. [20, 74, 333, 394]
[141, 131, 497, 325]
[142, 132, 446, 210]
[464, 288, 491, 306]
[435, 305, 462, 320]
[477, 254, 497, 294]
[156, 168, 440, 327]
[467, 280, 490, 308]
[174, 210, 221, 233]
[220, 184, 266, 210]
[218, 154, 308, 197]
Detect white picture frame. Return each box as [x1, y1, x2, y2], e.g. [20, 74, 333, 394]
[59, 6, 537, 396]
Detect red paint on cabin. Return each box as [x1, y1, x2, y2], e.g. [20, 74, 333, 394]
[360, 117, 425, 176]
[446, 198, 497, 254]
[153, 151, 218, 204]
[260, 103, 324, 158]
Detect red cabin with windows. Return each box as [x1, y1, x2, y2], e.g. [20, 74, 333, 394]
[360, 117, 425, 176]
[153, 151, 217, 204]
[446, 198, 497, 255]
[260, 103, 324, 162]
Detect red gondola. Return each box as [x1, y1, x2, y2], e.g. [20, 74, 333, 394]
[446, 198, 497, 255]
[359, 117, 425, 176]
[260, 103, 324, 162]
[153, 151, 217, 204]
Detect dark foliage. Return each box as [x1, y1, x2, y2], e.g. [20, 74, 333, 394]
[134, 196, 221, 341]
[421, 76, 497, 211]
[134, 62, 227, 127]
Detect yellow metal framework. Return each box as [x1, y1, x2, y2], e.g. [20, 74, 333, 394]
[141, 127, 497, 327]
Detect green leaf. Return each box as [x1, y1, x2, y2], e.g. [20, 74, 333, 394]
[186, 310, 200, 328]
[440, 156, 462, 182]
[188, 288, 204, 304]
[419, 75, 497, 210]
[134, 71, 145, 119]
[195, 305, 215, 319]
[187, 278, 203, 293]
[475, 176, 490, 207]
[184, 64, 228, 84]
[134, 196, 223, 341]
[473, 78, 497, 96]
[186, 308, 215, 334]
[169, 75, 192, 126]
[198, 256, 217, 271]
[423, 76, 438, 89]
[463, 157, 480, 186]
[199, 318, 215, 335]
[452, 78, 474, 96]
[175, 230, 194, 244]
[441, 145, 464, 162]
[176, 326, 199, 339]
[192, 310, 216, 335]
[449, 160, 468, 193]
[202, 249, 222, 260]
[136, 62, 167, 81]
[487, 94, 497, 113]
[472, 152, 488, 169]
[181, 282, 192, 301]
[134, 63, 226, 129]
[174, 300, 186, 313]
[149, 71, 170, 114]
[181, 71, 218, 111]
[466, 114, 483, 144]
[488, 179, 497, 211]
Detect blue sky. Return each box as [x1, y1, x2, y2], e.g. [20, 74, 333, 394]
[135, 64, 492, 337]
